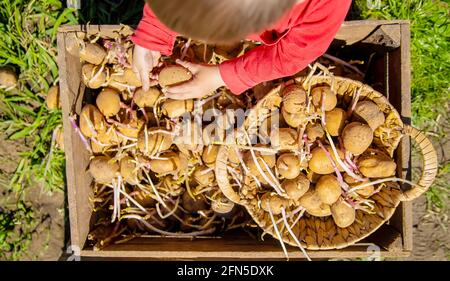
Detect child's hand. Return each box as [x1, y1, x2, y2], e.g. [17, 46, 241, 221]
[132, 44, 161, 91]
[163, 60, 226, 100]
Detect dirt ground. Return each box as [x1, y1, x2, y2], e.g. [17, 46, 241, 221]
[0, 126, 448, 261]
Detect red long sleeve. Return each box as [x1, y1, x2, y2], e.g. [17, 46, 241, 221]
[132, 0, 351, 94]
[219, 0, 352, 94]
[131, 4, 178, 56]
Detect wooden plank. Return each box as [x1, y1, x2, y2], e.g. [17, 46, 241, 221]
[57, 31, 94, 250]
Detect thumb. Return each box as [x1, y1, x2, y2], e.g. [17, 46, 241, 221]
[175, 59, 199, 74]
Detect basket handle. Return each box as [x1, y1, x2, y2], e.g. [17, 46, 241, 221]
[399, 125, 438, 201]
[215, 146, 242, 204]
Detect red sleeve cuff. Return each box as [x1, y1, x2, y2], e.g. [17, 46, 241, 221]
[131, 27, 176, 56]
[219, 59, 253, 95]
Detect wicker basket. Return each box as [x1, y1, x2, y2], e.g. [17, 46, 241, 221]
[215, 75, 438, 250]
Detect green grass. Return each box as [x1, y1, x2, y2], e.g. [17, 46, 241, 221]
[355, 0, 450, 128]
[0, 0, 76, 193]
[0, 201, 36, 260]
[355, 0, 450, 217]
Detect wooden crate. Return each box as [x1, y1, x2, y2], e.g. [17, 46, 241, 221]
[57, 20, 412, 260]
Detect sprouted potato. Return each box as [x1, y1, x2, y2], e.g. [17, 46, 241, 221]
[270, 128, 298, 150]
[161, 99, 194, 118]
[343, 173, 374, 197]
[79, 42, 107, 65]
[308, 145, 344, 174]
[342, 122, 373, 155]
[261, 193, 289, 215]
[276, 153, 302, 179]
[282, 173, 310, 201]
[357, 150, 397, 178]
[134, 87, 161, 108]
[158, 65, 192, 87]
[89, 156, 119, 184]
[316, 175, 341, 205]
[331, 198, 355, 228]
[299, 190, 331, 217]
[244, 149, 276, 184]
[117, 117, 145, 139]
[311, 85, 337, 111]
[202, 145, 219, 168]
[96, 88, 121, 117]
[46, 85, 60, 110]
[149, 151, 180, 175]
[82, 64, 107, 89]
[281, 84, 307, 113]
[120, 156, 140, 185]
[193, 165, 215, 186]
[306, 122, 324, 141]
[137, 127, 173, 157]
[282, 108, 307, 128]
[80, 104, 106, 138]
[353, 101, 385, 130]
[325, 108, 346, 136]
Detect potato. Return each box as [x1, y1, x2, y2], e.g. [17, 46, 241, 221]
[282, 173, 310, 201]
[120, 156, 140, 185]
[343, 173, 374, 197]
[298, 190, 324, 213]
[80, 104, 106, 138]
[79, 43, 106, 65]
[193, 165, 215, 186]
[281, 84, 307, 113]
[82, 64, 107, 89]
[306, 122, 324, 141]
[244, 149, 276, 185]
[261, 193, 289, 215]
[96, 126, 121, 145]
[325, 108, 346, 136]
[357, 150, 396, 178]
[308, 145, 345, 174]
[89, 156, 119, 184]
[306, 171, 321, 184]
[96, 88, 121, 117]
[174, 121, 203, 154]
[316, 175, 342, 205]
[182, 191, 208, 213]
[55, 127, 64, 151]
[353, 101, 385, 130]
[282, 107, 307, 128]
[307, 203, 332, 217]
[311, 85, 337, 111]
[149, 151, 180, 175]
[158, 65, 192, 87]
[161, 99, 194, 118]
[202, 145, 219, 168]
[0, 67, 18, 89]
[117, 117, 144, 139]
[270, 128, 298, 150]
[123, 68, 142, 87]
[211, 195, 235, 217]
[46, 85, 60, 110]
[276, 153, 302, 179]
[137, 127, 173, 156]
[331, 198, 355, 228]
[342, 122, 373, 155]
[133, 87, 161, 108]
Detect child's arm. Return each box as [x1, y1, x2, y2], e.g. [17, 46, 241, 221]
[131, 4, 178, 56]
[219, 0, 352, 94]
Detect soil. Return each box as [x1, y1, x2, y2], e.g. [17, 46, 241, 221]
[0, 132, 66, 261]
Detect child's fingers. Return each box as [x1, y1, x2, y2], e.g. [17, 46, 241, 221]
[175, 59, 199, 74]
[138, 68, 151, 91]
